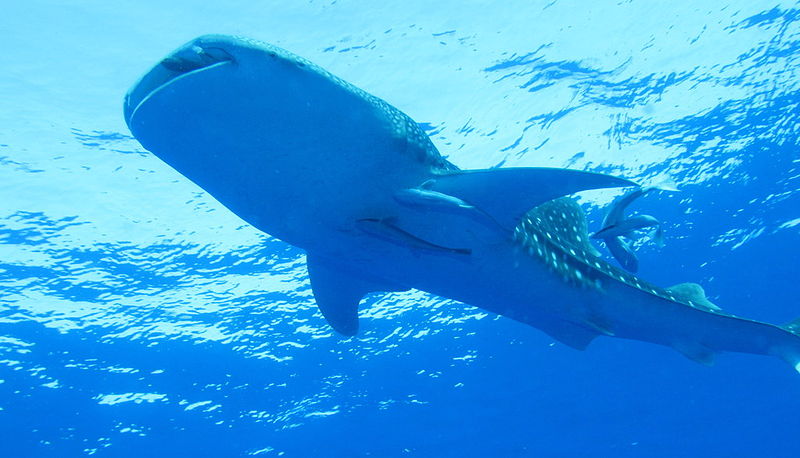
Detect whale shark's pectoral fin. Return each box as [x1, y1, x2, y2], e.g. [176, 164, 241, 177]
[422, 168, 636, 229]
[306, 255, 407, 336]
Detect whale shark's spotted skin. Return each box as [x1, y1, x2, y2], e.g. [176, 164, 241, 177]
[513, 198, 718, 312]
[125, 34, 800, 373]
[228, 35, 456, 171]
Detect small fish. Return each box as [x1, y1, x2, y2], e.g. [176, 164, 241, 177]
[592, 186, 670, 272]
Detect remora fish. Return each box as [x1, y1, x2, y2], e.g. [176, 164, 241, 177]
[124, 35, 800, 372]
[592, 186, 664, 272]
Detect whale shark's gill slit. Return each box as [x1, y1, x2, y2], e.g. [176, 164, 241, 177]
[356, 217, 471, 256]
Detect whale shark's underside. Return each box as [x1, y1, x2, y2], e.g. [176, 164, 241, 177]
[124, 35, 800, 373]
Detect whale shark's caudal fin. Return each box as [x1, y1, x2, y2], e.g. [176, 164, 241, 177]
[306, 255, 408, 335]
[421, 168, 636, 230]
[781, 319, 800, 373]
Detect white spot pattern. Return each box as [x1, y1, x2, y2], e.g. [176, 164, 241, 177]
[512, 197, 717, 311]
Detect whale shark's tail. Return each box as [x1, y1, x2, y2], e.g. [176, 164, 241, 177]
[780, 318, 800, 373]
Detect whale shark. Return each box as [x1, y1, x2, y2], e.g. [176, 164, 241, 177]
[592, 186, 665, 272]
[123, 35, 800, 372]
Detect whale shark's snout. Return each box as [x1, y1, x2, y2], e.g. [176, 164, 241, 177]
[121, 34, 398, 244]
[123, 36, 253, 130]
[124, 34, 317, 132]
[123, 34, 330, 147]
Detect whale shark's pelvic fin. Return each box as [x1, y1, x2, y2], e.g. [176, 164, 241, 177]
[672, 340, 716, 366]
[538, 319, 601, 350]
[306, 255, 407, 336]
[422, 168, 636, 230]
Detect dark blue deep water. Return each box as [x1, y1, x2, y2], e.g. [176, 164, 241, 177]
[2, 1, 800, 456]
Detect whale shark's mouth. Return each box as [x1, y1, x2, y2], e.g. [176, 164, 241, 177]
[124, 44, 234, 128]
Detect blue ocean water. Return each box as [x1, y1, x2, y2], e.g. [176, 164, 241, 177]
[2, 1, 800, 456]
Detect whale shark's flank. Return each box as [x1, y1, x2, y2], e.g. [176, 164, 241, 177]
[592, 186, 665, 272]
[124, 35, 800, 373]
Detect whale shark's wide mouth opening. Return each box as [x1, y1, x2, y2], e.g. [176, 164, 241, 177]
[124, 44, 235, 128]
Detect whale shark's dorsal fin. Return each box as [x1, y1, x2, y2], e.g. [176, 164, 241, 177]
[423, 168, 636, 230]
[666, 283, 720, 312]
[306, 255, 407, 335]
[524, 197, 599, 256]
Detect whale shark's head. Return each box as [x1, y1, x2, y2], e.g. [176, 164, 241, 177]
[124, 35, 382, 242]
[124, 34, 450, 173]
[123, 34, 447, 247]
[125, 35, 232, 130]
[124, 35, 338, 147]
